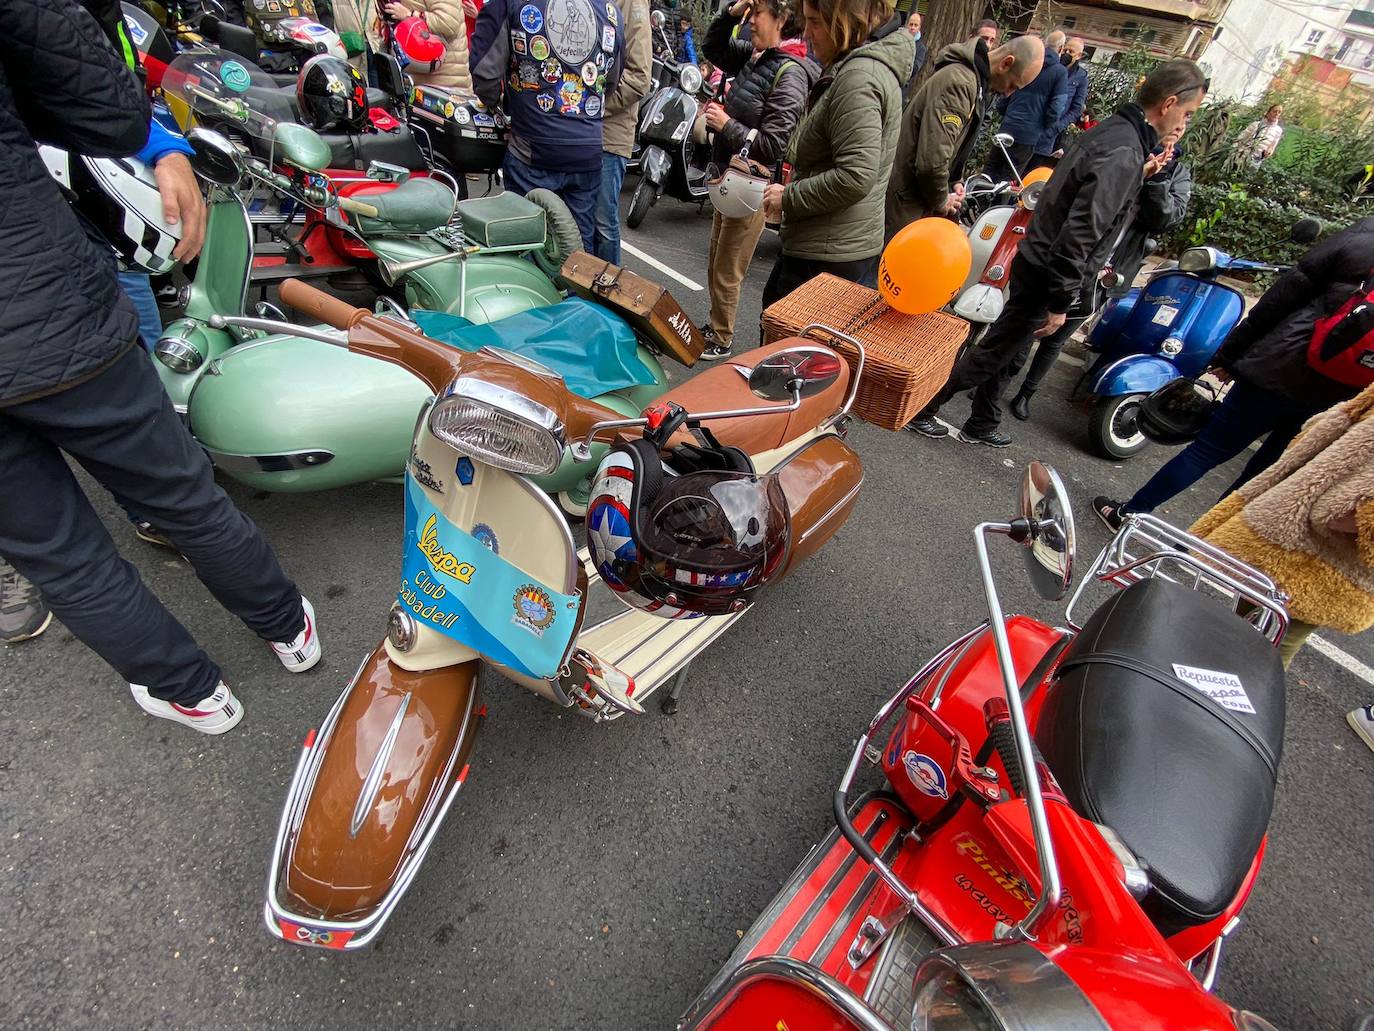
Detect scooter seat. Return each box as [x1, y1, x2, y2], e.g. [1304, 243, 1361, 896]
[1036, 577, 1285, 934]
[317, 125, 428, 172]
[651, 340, 849, 457]
[350, 176, 456, 233]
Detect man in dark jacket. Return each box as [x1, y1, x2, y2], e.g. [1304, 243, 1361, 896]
[1048, 36, 1089, 159]
[0, 0, 318, 731]
[984, 33, 1067, 182]
[910, 58, 1208, 446]
[885, 34, 1042, 241]
[1095, 217, 1374, 529]
[1008, 143, 1192, 419]
[901, 10, 926, 101]
[471, 0, 624, 249]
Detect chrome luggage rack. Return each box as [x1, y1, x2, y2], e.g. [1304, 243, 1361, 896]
[1066, 513, 1289, 645]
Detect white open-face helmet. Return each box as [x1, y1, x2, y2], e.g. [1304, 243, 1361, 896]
[708, 153, 771, 219]
[40, 146, 183, 274]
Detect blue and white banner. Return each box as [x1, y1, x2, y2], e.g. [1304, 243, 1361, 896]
[399, 476, 579, 679]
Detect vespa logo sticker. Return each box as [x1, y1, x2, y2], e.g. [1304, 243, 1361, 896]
[902, 750, 948, 800]
[417, 514, 477, 584]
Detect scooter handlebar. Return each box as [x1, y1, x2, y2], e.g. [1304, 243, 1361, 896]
[278, 279, 368, 331]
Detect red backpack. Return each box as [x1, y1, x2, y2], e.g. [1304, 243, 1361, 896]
[1309, 271, 1374, 387]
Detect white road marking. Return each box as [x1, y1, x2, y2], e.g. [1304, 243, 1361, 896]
[1309, 635, 1374, 686]
[620, 241, 703, 291]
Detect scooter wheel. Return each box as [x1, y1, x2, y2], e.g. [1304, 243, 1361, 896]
[1087, 393, 1150, 459]
[558, 486, 589, 520]
[626, 180, 655, 230]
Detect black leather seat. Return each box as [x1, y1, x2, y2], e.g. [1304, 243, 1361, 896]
[1036, 577, 1285, 934]
[319, 127, 427, 171]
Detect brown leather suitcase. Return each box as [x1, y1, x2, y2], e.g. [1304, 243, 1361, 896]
[560, 251, 705, 367]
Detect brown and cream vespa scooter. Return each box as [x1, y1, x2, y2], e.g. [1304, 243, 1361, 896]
[260, 277, 867, 950]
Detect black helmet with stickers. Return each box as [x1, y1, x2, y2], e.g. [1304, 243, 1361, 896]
[296, 54, 368, 132]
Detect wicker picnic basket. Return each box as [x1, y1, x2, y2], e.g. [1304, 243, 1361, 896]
[762, 274, 969, 430]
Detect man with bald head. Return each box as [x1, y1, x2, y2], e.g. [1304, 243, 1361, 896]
[886, 33, 1044, 238]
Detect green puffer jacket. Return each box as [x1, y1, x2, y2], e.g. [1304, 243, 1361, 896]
[781, 17, 913, 262]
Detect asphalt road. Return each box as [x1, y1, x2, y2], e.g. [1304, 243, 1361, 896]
[3, 184, 1372, 1031]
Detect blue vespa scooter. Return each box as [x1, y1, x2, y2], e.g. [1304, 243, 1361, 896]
[1079, 220, 1320, 458]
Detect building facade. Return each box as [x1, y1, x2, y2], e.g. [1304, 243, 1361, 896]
[1029, 0, 1230, 61]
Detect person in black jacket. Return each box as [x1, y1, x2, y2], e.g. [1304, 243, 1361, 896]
[909, 58, 1208, 447]
[1008, 142, 1193, 420]
[0, 0, 319, 733]
[1094, 217, 1374, 530]
[699, 0, 816, 360]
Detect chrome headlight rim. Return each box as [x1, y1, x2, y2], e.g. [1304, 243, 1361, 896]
[427, 376, 565, 476]
[679, 64, 703, 94]
[1178, 246, 1219, 273]
[154, 335, 206, 373]
[1019, 180, 1047, 210]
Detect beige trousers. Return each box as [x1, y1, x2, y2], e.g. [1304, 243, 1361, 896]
[706, 205, 767, 346]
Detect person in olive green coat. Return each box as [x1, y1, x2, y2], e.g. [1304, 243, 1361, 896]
[759, 0, 912, 315]
[884, 35, 1042, 241]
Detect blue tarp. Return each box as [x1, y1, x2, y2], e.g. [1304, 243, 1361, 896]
[412, 299, 657, 399]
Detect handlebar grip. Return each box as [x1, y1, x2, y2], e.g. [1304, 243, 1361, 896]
[279, 279, 366, 331]
[337, 196, 380, 219]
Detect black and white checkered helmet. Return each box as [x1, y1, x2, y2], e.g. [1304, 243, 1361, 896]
[39, 146, 183, 274]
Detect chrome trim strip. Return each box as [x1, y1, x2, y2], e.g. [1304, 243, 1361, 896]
[350, 692, 411, 839]
[927, 629, 986, 710]
[677, 956, 891, 1031]
[205, 448, 335, 474]
[511, 474, 579, 596]
[796, 473, 864, 548]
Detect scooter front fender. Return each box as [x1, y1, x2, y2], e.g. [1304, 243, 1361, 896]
[265, 642, 482, 950]
[1089, 354, 1178, 398]
[951, 283, 1005, 324]
[640, 145, 671, 187]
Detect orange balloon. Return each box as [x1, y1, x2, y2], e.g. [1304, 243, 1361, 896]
[878, 217, 973, 315]
[1021, 165, 1054, 188]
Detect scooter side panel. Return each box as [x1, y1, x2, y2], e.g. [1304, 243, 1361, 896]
[370, 240, 562, 324]
[961, 206, 1013, 294]
[1087, 288, 1140, 353]
[189, 337, 431, 492]
[1090, 273, 1244, 377]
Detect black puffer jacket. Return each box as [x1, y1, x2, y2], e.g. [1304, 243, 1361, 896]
[1214, 217, 1374, 413]
[0, 0, 150, 406]
[1017, 103, 1156, 314]
[702, 10, 817, 168]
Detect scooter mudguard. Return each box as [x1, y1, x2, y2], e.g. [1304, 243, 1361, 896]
[951, 282, 1004, 324]
[1087, 288, 1140, 353]
[639, 143, 670, 187]
[188, 336, 430, 492]
[265, 642, 482, 949]
[1089, 354, 1178, 399]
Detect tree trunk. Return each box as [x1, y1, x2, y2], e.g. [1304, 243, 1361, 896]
[912, 0, 987, 89]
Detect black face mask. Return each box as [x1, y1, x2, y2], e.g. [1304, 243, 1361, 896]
[1061, 51, 1074, 67]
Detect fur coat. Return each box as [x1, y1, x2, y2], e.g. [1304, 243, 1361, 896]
[1191, 383, 1374, 634]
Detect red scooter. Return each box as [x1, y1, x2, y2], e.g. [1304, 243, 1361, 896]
[680, 463, 1290, 1030]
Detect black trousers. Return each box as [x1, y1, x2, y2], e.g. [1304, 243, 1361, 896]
[761, 252, 880, 328]
[1010, 314, 1090, 396]
[0, 347, 303, 704]
[920, 255, 1050, 433]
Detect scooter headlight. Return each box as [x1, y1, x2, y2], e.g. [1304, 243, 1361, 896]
[679, 64, 703, 94]
[1178, 246, 1218, 272]
[428, 376, 565, 475]
[155, 336, 205, 373]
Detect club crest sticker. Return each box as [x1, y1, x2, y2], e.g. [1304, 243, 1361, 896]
[545, 0, 597, 65]
[580, 60, 597, 85]
[529, 34, 550, 60]
[541, 57, 561, 82]
[472, 523, 500, 554]
[513, 584, 556, 637]
[519, 3, 543, 32]
[903, 750, 948, 800]
[537, 92, 555, 112]
[585, 93, 601, 117]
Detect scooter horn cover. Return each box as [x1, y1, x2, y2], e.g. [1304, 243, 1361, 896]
[708, 156, 769, 219]
[297, 54, 369, 132]
[1138, 377, 1221, 445]
[879, 217, 972, 315]
[586, 437, 790, 619]
[394, 16, 446, 72]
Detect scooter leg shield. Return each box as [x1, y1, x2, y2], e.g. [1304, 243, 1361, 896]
[265, 642, 481, 949]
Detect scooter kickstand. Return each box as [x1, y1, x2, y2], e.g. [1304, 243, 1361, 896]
[660, 665, 690, 716]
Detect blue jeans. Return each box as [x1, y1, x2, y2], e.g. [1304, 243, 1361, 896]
[593, 152, 626, 263]
[1123, 379, 1313, 514]
[502, 153, 600, 253]
[118, 270, 164, 353]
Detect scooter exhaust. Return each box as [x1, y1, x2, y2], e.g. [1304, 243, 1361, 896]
[265, 642, 482, 949]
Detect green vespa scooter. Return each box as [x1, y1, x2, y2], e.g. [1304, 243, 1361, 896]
[157, 128, 670, 511]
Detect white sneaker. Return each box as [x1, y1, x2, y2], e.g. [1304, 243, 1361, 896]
[269, 596, 321, 673]
[1347, 706, 1374, 755]
[130, 680, 243, 735]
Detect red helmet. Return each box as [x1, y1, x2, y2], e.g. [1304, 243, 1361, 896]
[394, 16, 446, 72]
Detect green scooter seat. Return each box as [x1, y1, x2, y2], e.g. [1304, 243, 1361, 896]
[356, 177, 456, 234]
[412, 300, 658, 398]
[457, 192, 546, 249]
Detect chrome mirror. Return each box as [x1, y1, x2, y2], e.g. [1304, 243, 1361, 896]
[993, 131, 1014, 148]
[1018, 461, 1075, 601]
[650, 9, 665, 28]
[748, 347, 844, 402]
[186, 128, 243, 186]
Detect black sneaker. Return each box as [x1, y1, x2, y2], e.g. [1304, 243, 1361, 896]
[700, 343, 733, 361]
[1, 558, 50, 643]
[957, 426, 1012, 448]
[906, 415, 949, 438]
[1092, 496, 1125, 532]
[133, 521, 179, 552]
